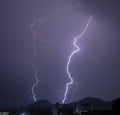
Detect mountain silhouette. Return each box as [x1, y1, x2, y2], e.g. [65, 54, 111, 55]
[27, 100, 53, 109]
[69, 97, 112, 110]
[18, 97, 112, 111]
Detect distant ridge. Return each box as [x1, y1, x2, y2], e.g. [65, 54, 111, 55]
[69, 97, 112, 110]
[27, 100, 53, 109]
[16, 97, 112, 111]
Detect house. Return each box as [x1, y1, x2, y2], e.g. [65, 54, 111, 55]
[0, 109, 12, 115]
[76, 104, 93, 115]
[53, 103, 73, 115]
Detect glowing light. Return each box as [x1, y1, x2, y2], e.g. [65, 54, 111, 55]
[29, 10, 54, 102]
[21, 113, 26, 115]
[62, 16, 93, 104]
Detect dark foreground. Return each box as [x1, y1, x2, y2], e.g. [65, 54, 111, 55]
[0, 98, 120, 115]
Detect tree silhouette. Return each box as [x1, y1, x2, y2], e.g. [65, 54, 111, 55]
[112, 98, 120, 114]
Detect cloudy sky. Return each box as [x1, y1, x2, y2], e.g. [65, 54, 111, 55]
[0, 0, 120, 108]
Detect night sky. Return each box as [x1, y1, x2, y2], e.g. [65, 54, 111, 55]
[0, 0, 120, 108]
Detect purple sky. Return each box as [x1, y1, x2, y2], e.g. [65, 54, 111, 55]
[0, 0, 120, 108]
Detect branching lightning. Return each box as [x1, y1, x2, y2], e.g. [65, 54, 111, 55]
[29, 10, 54, 102]
[62, 16, 93, 104]
[32, 63, 38, 102]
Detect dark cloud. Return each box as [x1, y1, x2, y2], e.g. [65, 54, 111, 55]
[0, 0, 120, 108]
[80, 0, 120, 28]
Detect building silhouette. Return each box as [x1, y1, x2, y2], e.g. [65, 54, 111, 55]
[53, 103, 73, 115]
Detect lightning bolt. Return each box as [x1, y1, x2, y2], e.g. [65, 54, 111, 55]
[29, 10, 54, 102]
[31, 63, 38, 102]
[62, 16, 93, 104]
